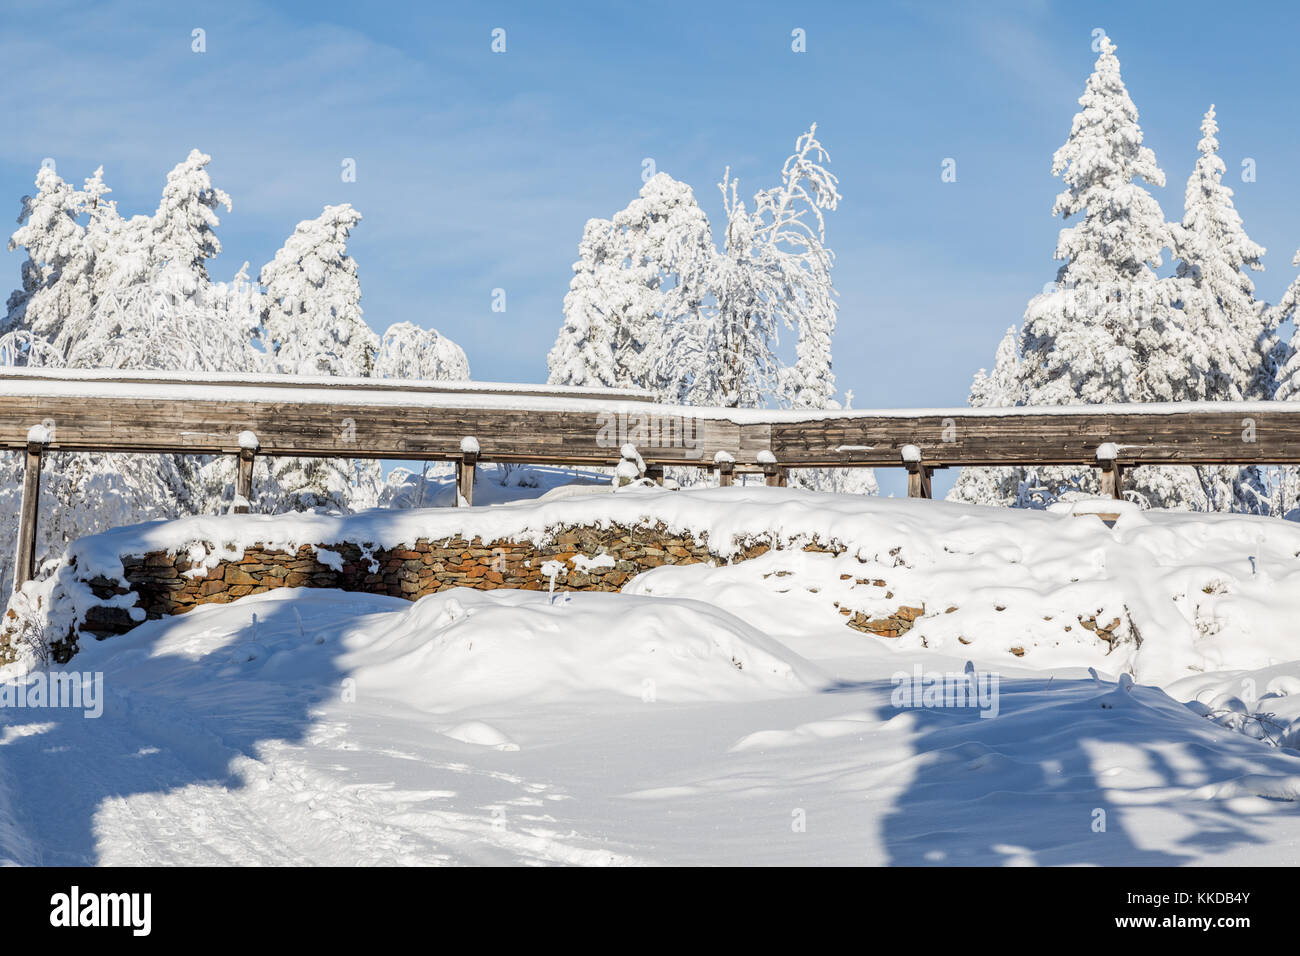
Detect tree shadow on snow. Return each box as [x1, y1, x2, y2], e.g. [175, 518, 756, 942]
[843, 671, 1300, 866]
[0, 593, 390, 865]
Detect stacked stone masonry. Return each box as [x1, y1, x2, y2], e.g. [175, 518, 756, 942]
[69, 526, 912, 654]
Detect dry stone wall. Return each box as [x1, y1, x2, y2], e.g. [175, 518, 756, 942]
[15, 524, 930, 663]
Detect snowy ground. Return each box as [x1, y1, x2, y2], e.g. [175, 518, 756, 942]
[4, 489, 1300, 866]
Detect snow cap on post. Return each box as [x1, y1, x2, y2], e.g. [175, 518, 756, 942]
[712, 450, 736, 465]
[756, 450, 776, 465]
[620, 443, 645, 469]
[237, 430, 260, 452]
[1095, 442, 1119, 462]
[460, 436, 481, 455]
[26, 423, 50, 445]
[900, 444, 922, 463]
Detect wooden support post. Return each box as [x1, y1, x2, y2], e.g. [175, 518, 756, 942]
[645, 464, 665, 486]
[902, 444, 932, 499]
[1096, 443, 1123, 500]
[758, 451, 784, 488]
[14, 430, 47, 592]
[457, 453, 478, 507]
[235, 449, 255, 515]
[1098, 461, 1125, 499]
[713, 452, 735, 488]
[234, 430, 258, 515]
[905, 464, 933, 499]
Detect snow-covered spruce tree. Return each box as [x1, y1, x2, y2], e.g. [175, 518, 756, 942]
[1016, 33, 1205, 510]
[260, 204, 375, 376]
[150, 149, 230, 282]
[613, 173, 716, 403]
[947, 326, 1031, 506]
[546, 218, 626, 390]
[256, 203, 380, 513]
[1170, 105, 1275, 512]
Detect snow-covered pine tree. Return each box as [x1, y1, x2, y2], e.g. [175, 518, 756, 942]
[1017, 32, 1204, 509]
[257, 203, 380, 513]
[260, 204, 375, 377]
[947, 326, 1029, 506]
[612, 173, 715, 403]
[150, 149, 230, 282]
[3, 166, 92, 346]
[548, 175, 715, 402]
[547, 218, 625, 390]
[1170, 105, 1275, 512]
[1172, 106, 1269, 402]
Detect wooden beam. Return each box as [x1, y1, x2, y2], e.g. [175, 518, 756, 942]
[3, 373, 1300, 469]
[766, 409, 1300, 467]
[13, 433, 46, 591]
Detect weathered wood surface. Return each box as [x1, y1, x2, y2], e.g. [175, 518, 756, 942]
[2, 373, 1299, 467]
[767, 410, 1300, 466]
[14, 440, 43, 589]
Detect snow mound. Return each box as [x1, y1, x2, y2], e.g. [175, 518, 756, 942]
[337, 589, 826, 711]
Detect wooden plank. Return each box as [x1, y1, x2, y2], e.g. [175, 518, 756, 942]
[13, 439, 43, 591]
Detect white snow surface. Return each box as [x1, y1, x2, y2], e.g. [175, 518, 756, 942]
[4, 489, 1300, 865]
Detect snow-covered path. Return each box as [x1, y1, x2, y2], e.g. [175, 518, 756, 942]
[4, 580, 1300, 866]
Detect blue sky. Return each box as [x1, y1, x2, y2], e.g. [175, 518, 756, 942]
[3, 0, 1298, 417]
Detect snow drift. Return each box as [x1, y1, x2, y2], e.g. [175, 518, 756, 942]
[337, 589, 826, 711]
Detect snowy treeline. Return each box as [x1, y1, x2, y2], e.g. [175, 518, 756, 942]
[0, 150, 468, 591]
[950, 33, 1300, 516]
[547, 125, 876, 495]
